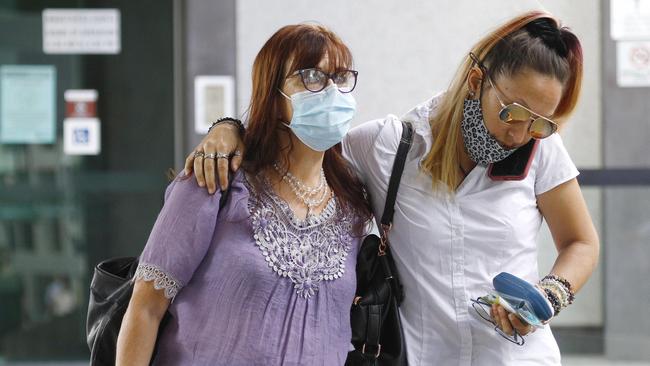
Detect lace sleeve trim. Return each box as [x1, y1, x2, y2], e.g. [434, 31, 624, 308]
[134, 263, 183, 300]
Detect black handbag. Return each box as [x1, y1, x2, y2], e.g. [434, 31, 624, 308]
[346, 121, 413, 366]
[86, 189, 230, 365]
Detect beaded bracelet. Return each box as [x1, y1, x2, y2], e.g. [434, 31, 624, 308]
[542, 274, 575, 304]
[540, 277, 574, 307]
[208, 117, 245, 136]
[542, 280, 567, 304]
[538, 273, 575, 316]
[542, 282, 567, 310]
[542, 287, 563, 315]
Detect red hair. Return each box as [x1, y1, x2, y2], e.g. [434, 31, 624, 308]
[243, 23, 371, 232]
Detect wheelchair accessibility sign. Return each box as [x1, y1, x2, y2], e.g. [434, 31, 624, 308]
[64, 117, 100, 155]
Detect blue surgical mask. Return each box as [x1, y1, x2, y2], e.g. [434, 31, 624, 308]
[279, 84, 356, 152]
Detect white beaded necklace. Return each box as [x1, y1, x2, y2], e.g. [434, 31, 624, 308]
[272, 162, 330, 216]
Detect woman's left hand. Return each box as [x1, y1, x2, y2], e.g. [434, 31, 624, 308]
[491, 304, 534, 336]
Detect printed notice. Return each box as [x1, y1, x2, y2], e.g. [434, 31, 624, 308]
[0, 65, 56, 144]
[617, 41, 650, 87]
[611, 0, 650, 40]
[43, 9, 121, 54]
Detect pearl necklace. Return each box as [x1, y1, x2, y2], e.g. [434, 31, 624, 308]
[272, 162, 330, 215]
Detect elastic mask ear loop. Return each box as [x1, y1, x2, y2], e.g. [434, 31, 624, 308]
[278, 88, 291, 100]
[275, 88, 292, 127]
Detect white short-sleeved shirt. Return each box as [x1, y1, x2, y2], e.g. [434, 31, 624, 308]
[342, 93, 579, 366]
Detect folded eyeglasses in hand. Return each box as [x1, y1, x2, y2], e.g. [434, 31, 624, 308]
[471, 272, 554, 346]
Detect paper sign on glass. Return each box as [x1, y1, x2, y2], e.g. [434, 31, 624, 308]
[617, 41, 650, 87]
[0, 65, 56, 144]
[611, 0, 650, 40]
[43, 9, 121, 54]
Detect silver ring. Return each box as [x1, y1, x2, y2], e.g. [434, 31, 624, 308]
[204, 153, 216, 159]
[215, 152, 230, 159]
[233, 150, 242, 157]
[194, 151, 205, 158]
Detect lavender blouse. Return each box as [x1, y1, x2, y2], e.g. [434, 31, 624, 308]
[134, 171, 361, 365]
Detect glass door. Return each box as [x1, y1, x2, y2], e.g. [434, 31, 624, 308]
[0, 0, 175, 361]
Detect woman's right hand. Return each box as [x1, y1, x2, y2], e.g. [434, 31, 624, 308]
[490, 303, 534, 337]
[184, 122, 245, 194]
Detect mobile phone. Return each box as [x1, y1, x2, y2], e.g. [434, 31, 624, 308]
[481, 293, 518, 314]
[481, 292, 543, 328]
[487, 139, 539, 181]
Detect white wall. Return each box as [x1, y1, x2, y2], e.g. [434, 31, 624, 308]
[235, 0, 601, 167]
[236, 0, 603, 326]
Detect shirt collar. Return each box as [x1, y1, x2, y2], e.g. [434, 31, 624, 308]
[400, 92, 445, 154]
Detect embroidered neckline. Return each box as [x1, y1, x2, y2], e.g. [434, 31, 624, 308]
[244, 173, 353, 298]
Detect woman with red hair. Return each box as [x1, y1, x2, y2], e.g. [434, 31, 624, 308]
[116, 24, 372, 365]
[190, 12, 600, 366]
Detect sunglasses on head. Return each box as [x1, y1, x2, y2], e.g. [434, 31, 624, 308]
[469, 53, 558, 139]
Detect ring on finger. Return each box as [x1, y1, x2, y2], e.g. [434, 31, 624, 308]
[194, 151, 205, 158]
[204, 153, 216, 159]
[216, 152, 230, 159]
[233, 150, 242, 157]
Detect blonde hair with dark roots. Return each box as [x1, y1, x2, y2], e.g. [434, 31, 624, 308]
[421, 11, 583, 192]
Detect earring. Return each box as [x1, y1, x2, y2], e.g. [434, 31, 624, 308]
[468, 90, 475, 98]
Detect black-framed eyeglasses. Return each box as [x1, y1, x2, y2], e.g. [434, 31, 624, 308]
[468, 52, 558, 139]
[471, 297, 526, 346]
[288, 68, 358, 93]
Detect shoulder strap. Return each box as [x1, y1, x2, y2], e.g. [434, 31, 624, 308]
[380, 121, 414, 227]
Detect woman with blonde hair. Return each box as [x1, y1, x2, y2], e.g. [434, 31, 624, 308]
[189, 11, 599, 366]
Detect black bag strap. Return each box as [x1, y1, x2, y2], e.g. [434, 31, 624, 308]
[380, 121, 414, 228]
[359, 121, 413, 361]
[363, 304, 383, 358]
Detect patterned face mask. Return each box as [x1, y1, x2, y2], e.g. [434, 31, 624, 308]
[461, 99, 517, 166]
